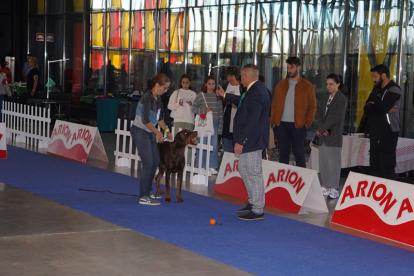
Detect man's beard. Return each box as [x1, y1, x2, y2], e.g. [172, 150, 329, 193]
[288, 70, 299, 78]
[374, 76, 383, 87]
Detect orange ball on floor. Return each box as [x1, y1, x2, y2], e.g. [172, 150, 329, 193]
[210, 219, 216, 225]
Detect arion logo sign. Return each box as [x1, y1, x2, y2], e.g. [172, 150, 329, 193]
[331, 172, 414, 246]
[36, 33, 54, 42]
[215, 152, 328, 214]
[47, 120, 108, 163]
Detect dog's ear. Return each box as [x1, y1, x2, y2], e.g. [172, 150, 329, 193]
[174, 131, 185, 144]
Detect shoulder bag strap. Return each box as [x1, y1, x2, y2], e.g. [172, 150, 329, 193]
[201, 92, 208, 107]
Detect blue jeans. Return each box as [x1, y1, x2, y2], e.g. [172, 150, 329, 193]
[130, 125, 159, 197]
[223, 137, 234, 153]
[274, 121, 307, 168]
[196, 121, 219, 169]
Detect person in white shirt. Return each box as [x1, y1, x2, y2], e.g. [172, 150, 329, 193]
[168, 74, 197, 136]
[222, 66, 244, 153]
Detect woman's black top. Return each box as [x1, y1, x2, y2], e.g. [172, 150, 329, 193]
[27, 67, 40, 97]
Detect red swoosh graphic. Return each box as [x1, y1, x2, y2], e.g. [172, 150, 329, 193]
[47, 139, 88, 162]
[214, 177, 302, 214]
[0, 149, 6, 159]
[214, 176, 248, 200]
[331, 204, 414, 246]
[265, 187, 301, 214]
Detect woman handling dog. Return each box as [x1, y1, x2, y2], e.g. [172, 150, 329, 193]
[316, 73, 347, 199]
[130, 73, 173, 206]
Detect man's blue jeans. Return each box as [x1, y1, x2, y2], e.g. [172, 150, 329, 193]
[223, 137, 234, 153]
[130, 125, 159, 197]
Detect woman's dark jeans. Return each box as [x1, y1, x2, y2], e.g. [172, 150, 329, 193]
[130, 125, 159, 197]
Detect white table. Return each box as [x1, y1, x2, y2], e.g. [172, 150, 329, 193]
[306, 135, 414, 173]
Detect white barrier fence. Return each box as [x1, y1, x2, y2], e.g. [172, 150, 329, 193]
[114, 118, 213, 186]
[1, 101, 51, 148]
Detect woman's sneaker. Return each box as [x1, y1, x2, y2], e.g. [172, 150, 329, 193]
[328, 188, 339, 199]
[150, 193, 162, 199]
[139, 196, 161, 205]
[322, 187, 330, 196]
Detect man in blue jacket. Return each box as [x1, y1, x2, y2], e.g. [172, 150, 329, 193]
[216, 64, 271, 220]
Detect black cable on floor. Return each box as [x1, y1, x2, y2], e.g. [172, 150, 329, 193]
[79, 188, 139, 197]
[79, 188, 161, 199]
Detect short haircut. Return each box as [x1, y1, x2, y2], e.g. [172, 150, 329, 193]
[225, 66, 239, 77]
[370, 64, 390, 78]
[242, 64, 259, 79]
[286, 56, 301, 67]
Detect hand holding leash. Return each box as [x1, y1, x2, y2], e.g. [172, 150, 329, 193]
[156, 130, 164, 143]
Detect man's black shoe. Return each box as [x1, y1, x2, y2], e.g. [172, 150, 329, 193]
[236, 203, 253, 216]
[238, 211, 265, 221]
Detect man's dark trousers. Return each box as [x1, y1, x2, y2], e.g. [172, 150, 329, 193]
[369, 130, 399, 180]
[275, 121, 307, 168]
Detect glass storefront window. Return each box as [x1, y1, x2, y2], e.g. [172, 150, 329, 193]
[187, 6, 219, 92]
[188, 0, 219, 7]
[66, 0, 85, 13]
[26, 0, 414, 139]
[28, 16, 45, 86]
[29, 0, 45, 15]
[91, 0, 106, 11]
[158, 8, 186, 90]
[298, 0, 346, 134]
[400, 0, 414, 137]
[348, 0, 401, 132]
[256, 1, 297, 93]
[218, 3, 255, 74]
[47, 0, 64, 14]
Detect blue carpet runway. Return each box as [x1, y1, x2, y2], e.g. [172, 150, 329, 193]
[1, 146, 414, 276]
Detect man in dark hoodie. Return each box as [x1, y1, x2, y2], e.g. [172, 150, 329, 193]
[363, 64, 401, 180]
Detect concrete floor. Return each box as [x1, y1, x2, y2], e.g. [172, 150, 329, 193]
[1, 132, 413, 276]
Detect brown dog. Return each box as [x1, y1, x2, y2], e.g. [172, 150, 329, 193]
[155, 129, 198, 203]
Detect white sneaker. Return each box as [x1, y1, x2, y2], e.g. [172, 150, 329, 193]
[328, 188, 339, 199]
[209, 168, 218, 175]
[150, 193, 162, 199]
[322, 187, 330, 196]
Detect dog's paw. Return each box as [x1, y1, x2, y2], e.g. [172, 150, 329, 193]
[165, 197, 171, 203]
[177, 197, 184, 203]
[157, 189, 164, 195]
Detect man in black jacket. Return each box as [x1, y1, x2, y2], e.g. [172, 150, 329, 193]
[363, 64, 401, 180]
[216, 64, 271, 220]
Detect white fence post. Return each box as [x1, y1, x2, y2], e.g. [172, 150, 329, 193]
[1, 101, 52, 147]
[114, 121, 212, 186]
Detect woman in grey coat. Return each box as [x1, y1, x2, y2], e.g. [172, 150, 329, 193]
[316, 74, 347, 199]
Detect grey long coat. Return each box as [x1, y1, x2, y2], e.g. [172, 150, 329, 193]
[317, 91, 347, 147]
